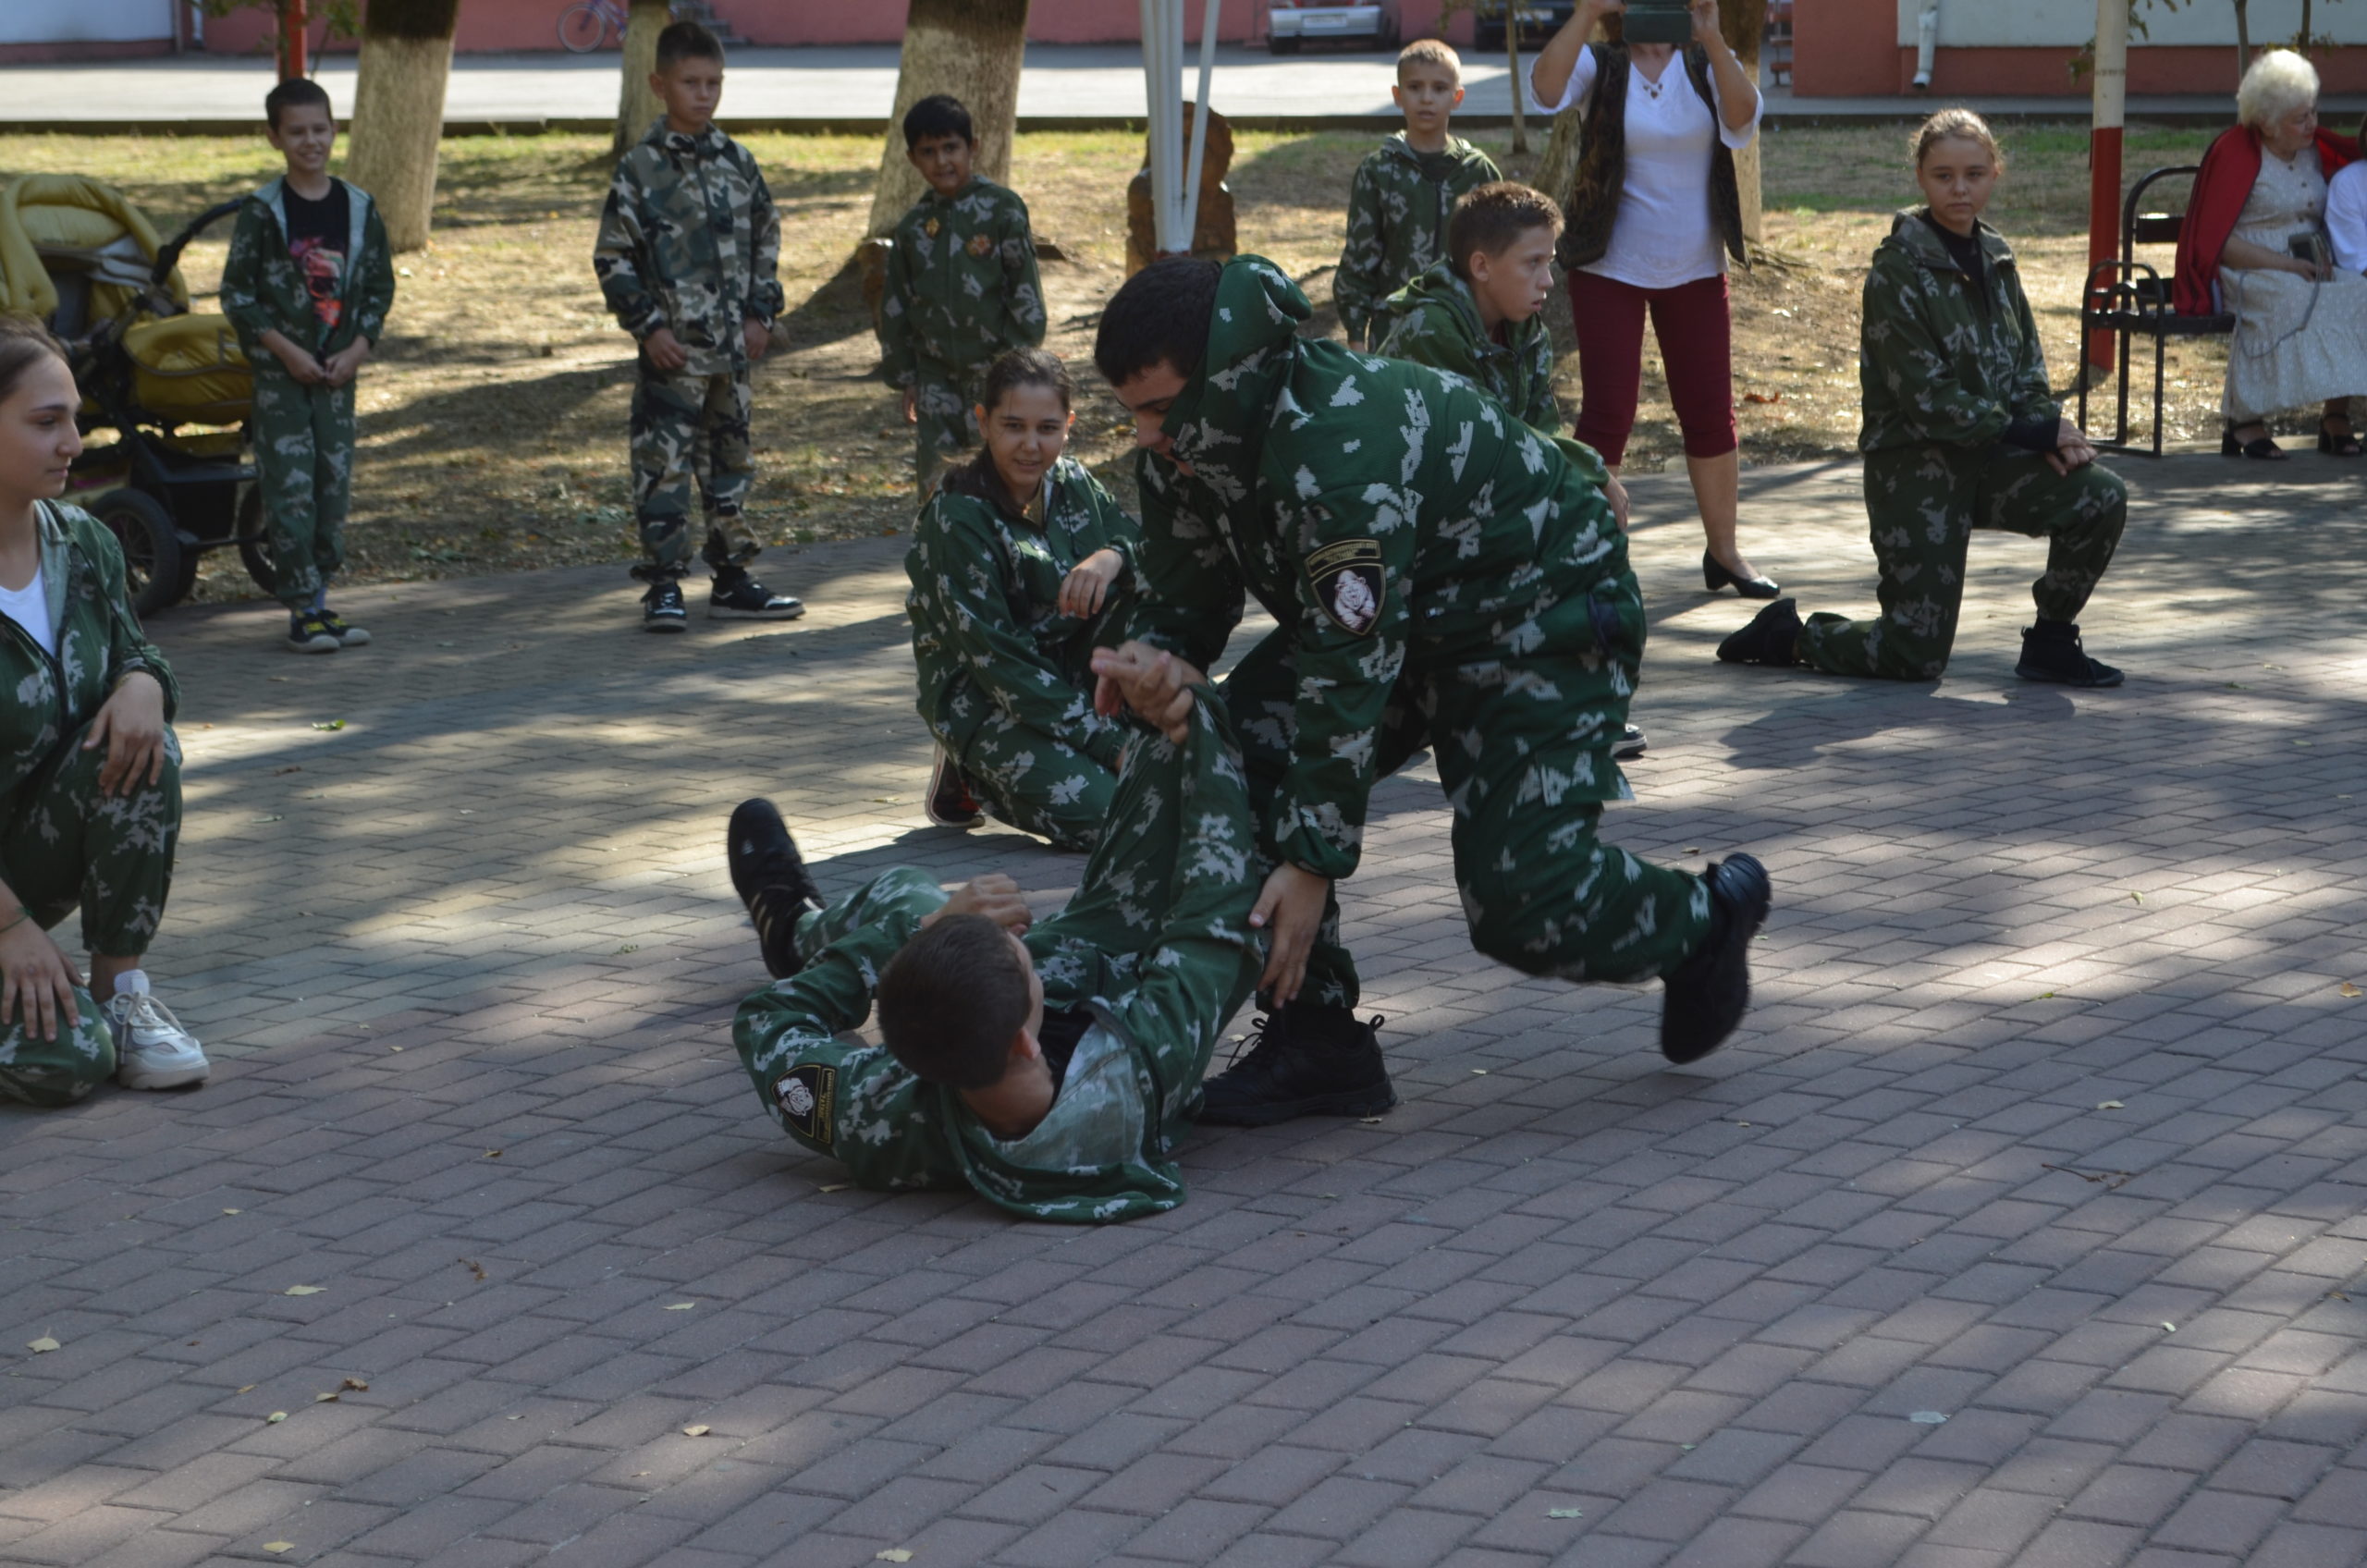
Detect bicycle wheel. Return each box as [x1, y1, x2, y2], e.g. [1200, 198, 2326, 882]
[558, 3, 609, 53]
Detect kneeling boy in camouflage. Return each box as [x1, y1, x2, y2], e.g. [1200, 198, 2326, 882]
[725, 645, 1263, 1222]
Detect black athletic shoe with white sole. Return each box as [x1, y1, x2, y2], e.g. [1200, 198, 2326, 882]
[643, 579, 689, 633]
[1613, 724, 1647, 761]
[1196, 1004, 1398, 1126]
[709, 568, 806, 620]
[1660, 853, 1772, 1066]
[728, 798, 825, 979]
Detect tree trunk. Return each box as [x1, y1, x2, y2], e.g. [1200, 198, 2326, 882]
[1505, 2, 1527, 155]
[613, 0, 671, 157]
[865, 0, 1031, 238]
[1718, 0, 1766, 247]
[1536, 103, 1582, 217]
[343, 0, 460, 254]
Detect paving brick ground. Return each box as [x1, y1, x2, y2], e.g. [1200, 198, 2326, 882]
[5, 454, 2366, 1568]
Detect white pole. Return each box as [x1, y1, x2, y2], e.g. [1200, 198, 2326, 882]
[1141, 0, 1178, 253]
[1180, 0, 1222, 250]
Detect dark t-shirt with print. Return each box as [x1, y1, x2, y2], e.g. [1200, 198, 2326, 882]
[283, 181, 350, 335]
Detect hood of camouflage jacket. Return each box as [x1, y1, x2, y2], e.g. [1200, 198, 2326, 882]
[1162, 254, 1310, 509]
[1377, 130, 1493, 180]
[1382, 258, 1486, 342]
[1880, 206, 2018, 279]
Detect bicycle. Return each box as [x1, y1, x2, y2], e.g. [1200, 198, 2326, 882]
[557, 0, 627, 53]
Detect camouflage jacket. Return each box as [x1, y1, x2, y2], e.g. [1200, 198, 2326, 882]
[1333, 133, 1502, 348]
[731, 699, 1266, 1223]
[594, 119, 784, 378]
[220, 178, 396, 359]
[1116, 256, 1627, 883]
[878, 177, 1046, 386]
[1859, 208, 2059, 455]
[906, 454, 1139, 768]
[0, 502, 179, 807]
[1377, 259, 1561, 435]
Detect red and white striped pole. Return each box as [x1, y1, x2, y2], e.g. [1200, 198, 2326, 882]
[2086, 0, 2128, 367]
[281, 0, 310, 80]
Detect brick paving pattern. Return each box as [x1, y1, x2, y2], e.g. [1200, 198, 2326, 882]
[4, 455, 2365, 1568]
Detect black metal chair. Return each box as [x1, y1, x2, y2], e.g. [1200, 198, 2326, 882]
[2077, 164, 2237, 458]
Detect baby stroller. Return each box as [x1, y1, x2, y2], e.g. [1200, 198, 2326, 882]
[0, 175, 276, 614]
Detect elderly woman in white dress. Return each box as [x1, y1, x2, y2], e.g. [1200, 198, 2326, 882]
[2175, 49, 2367, 458]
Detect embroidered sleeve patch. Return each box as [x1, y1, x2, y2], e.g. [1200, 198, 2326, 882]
[1306, 537, 1386, 636]
[774, 1063, 837, 1147]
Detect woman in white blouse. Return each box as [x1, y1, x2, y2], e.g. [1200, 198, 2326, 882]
[1531, 0, 1778, 597]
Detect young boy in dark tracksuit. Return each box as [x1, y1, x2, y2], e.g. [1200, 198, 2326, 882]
[219, 77, 395, 655]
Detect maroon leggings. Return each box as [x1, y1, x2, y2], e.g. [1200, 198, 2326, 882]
[1567, 269, 1739, 465]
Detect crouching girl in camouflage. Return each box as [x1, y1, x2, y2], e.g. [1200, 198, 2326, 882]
[1717, 109, 2128, 687]
[0, 321, 206, 1107]
[904, 348, 1143, 850]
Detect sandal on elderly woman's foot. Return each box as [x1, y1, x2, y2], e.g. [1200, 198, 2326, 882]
[2317, 419, 2363, 457]
[2223, 424, 2286, 459]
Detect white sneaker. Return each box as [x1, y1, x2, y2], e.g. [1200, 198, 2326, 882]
[107, 975, 209, 1090]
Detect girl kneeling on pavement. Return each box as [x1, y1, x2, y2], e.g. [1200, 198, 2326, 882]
[0, 318, 206, 1108]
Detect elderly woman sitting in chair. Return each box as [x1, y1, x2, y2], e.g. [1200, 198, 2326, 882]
[2176, 49, 2367, 458]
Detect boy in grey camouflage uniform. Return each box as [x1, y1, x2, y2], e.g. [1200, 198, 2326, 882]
[595, 21, 803, 632]
[1096, 255, 1771, 1129]
[723, 646, 1263, 1222]
[219, 77, 395, 655]
[879, 94, 1048, 500]
[1333, 40, 1502, 349]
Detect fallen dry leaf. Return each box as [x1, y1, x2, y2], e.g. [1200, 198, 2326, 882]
[27, 1336, 59, 1353]
[1547, 1507, 1584, 1519]
[341, 1378, 369, 1392]
[266, 1412, 288, 1424]
[877, 1553, 914, 1564]
[263, 1545, 295, 1556]
[223, 1208, 241, 1215]
[2342, 983, 2361, 998]
[682, 1424, 711, 1437]
[483, 1149, 502, 1159]
[664, 1303, 696, 1311]
[284, 1286, 325, 1296]
[1908, 1411, 1949, 1424]
[2095, 1101, 2125, 1110]
[1743, 390, 1783, 404]
[817, 1183, 852, 1194]
[460, 1258, 488, 1281]
[316, 1392, 339, 1403]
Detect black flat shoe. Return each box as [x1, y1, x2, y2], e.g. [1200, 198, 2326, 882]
[2318, 420, 2363, 457]
[2224, 425, 2287, 460]
[1702, 549, 1781, 599]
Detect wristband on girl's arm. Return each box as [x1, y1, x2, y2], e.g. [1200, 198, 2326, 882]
[0, 905, 31, 937]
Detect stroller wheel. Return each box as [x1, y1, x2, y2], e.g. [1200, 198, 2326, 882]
[92, 486, 192, 616]
[234, 485, 278, 600]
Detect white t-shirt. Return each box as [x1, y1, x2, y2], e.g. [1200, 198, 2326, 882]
[0, 565, 54, 656]
[2326, 161, 2367, 275]
[1528, 46, 1762, 290]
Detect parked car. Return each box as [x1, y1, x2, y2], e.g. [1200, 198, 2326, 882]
[1267, 0, 1402, 54]
[1476, 0, 1576, 52]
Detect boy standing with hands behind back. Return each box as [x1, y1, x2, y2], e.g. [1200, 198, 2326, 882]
[879, 95, 1048, 500]
[595, 20, 803, 632]
[220, 78, 395, 655]
[1333, 40, 1501, 350]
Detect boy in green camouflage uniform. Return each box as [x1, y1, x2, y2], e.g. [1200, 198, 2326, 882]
[220, 78, 395, 655]
[724, 658, 1263, 1222]
[595, 21, 803, 632]
[1333, 40, 1502, 349]
[1717, 202, 2128, 686]
[880, 94, 1049, 499]
[1095, 255, 1771, 1129]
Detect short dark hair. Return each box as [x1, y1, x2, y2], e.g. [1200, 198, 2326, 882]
[264, 77, 334, 132]
[655, 20, 724, 70]
[903, 94, 975, 150]
[1449, 182, 1563, 278]
[984, 347, 1073, 415]
[0, 315, 70, 409]
[876, 914, 1033, 1090]
[1094, 256, 1220, 387]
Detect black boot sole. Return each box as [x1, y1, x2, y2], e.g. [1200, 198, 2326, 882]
[1196, 1080, 1399, 1127]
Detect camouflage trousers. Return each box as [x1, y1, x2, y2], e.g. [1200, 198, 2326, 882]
[251, 366, 352, 611]
[632, 365, 761, 582]
[939, 704, 1119, 853]
[912, 356, 990, 501]
[0, 717, 182, 1109]
[1799, 446, 2128, 681]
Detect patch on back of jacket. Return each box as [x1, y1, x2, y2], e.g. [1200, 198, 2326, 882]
[774, 1063, 836, 1147]
[1307, 537, 1385, 635]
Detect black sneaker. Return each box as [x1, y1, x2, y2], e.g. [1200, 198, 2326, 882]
[1196, 1004, 1398, 1127]
[727, 798, 824, 980]
[1716, 599, 1803, 667]
[709, 568, 806, 620]
[1660, 853, 1772, 1066]
[2015, 620, 2123, 688]
[643, 579, 688, 633]
[926, 746, 984, 828]
[1613, 724, 1647, 761]
[286, 611, 338, 654]
[317, 609, 371, 647]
